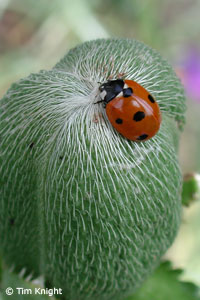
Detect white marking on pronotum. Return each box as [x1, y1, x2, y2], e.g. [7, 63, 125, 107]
[99, 90, 106, 100]
[116, 91, 123, 98]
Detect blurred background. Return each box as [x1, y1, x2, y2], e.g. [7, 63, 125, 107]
[0, 0, 200, 287]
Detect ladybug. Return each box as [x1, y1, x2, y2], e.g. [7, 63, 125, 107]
[96, 79, 161, 141]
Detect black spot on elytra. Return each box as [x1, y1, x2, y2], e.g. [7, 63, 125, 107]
[115, 118, 123, 124]
[137, 134, 148, 141]
[10, 218, 15, 226]
[123, 87, 133, 97]
[29, 142, 34, 149]
[133, 111, 145, 122]
[148, 94, 155, 103]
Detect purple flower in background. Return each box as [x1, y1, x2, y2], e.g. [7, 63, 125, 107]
[176, 48, 200, 102]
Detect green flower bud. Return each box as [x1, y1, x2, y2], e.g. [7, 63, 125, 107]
[0, 38, 186, 300]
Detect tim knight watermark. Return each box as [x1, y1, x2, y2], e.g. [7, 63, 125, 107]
[5, 287, 62, 297]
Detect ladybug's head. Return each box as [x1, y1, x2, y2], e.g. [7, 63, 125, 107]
[99, 79, 124, 103]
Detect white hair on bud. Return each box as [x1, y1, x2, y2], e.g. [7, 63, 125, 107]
[55, 39, 185, 126]
[0, 38, 185, 300]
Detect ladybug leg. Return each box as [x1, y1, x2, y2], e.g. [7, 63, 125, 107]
[108, 74, 114, 80]
[108, 72, 127, 81]
[94, 100, 105, 105]
[94, 99, 106, 108]
[117, 72, 127, 79]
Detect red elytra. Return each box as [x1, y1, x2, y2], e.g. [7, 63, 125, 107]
[98, 79, 161, 141]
